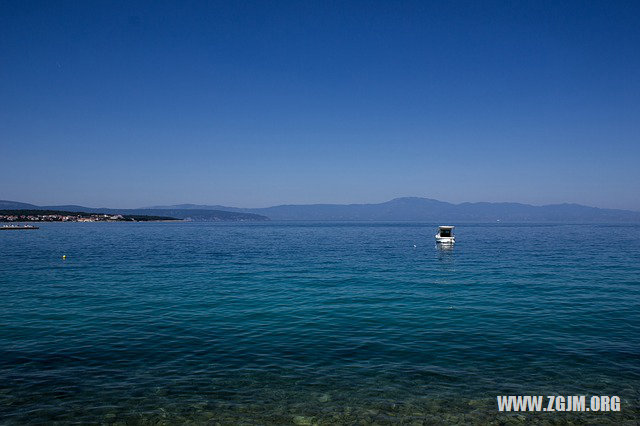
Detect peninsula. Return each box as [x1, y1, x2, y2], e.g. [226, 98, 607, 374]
[0, 210, 179, 223]
[0, 204, 270, 222]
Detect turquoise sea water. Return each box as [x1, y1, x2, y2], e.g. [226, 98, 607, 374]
[1, 222, 639, 424]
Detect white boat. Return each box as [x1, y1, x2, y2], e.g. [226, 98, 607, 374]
[435, 225, 455, 244]
[1, 224, 39, 230]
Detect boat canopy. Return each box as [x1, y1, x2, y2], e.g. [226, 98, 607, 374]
[438, 225, 454, 238]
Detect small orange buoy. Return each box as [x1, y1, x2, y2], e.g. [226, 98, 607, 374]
[62, 255, 66, 260]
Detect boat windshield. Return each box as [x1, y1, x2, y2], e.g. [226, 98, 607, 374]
[440, 229, 451, 237]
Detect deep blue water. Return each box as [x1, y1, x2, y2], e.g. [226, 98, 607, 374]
[1, 222, 639, 424]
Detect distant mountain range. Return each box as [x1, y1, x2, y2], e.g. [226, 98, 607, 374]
[2, 197, 638, 222]
[146, 198, 640, 222]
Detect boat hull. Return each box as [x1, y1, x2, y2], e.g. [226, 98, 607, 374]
[1, 226, 39, 230]
[435, 235, 455, 244]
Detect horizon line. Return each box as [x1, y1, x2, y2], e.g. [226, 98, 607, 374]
[4, 197, 640, 213]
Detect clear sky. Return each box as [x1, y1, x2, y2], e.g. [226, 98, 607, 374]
[1, 1, 639, 209]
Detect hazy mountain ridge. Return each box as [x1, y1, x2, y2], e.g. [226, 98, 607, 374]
[149, 197, 640, 222]
[0, 200, 39, 210]
[3, 197, 639, 222]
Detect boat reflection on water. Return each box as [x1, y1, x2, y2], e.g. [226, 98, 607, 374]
[434, 240, 455, 286]
[436, 242, 454, 252]
[436, 241, 455, 266]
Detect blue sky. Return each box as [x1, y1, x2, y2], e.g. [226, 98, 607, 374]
[1, 1, 639, 209]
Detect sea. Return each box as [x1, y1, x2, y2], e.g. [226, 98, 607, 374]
[1, 222, 638, 424]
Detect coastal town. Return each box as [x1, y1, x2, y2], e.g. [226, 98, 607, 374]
[0, 210, 178, 222]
